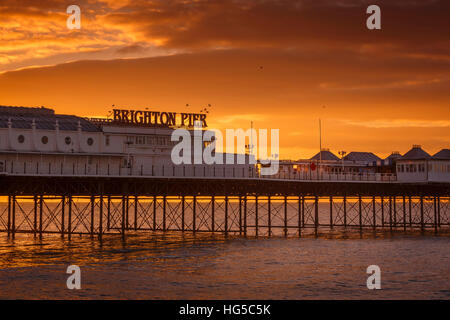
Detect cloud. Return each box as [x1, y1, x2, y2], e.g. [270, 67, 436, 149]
[319, 78, 444, 91]
[338, 119, 450, 129]
[0, 0, 449, 72]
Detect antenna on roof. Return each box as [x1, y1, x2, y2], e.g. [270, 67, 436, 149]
[319, 118, 322, 169]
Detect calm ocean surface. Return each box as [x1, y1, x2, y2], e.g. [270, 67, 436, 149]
[0, 229, 449, 300]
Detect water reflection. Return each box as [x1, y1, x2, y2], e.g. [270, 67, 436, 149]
[0, 231, 449, 299]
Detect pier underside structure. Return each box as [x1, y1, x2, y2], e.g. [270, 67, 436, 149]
[1, 176, 449, 238]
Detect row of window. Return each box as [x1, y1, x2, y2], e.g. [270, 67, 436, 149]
[127, 135, 175, 147]
[15, 134, 176, 148]
[397, 164, 426, 173]
[430, 163, 450, 173]
[17, 135, 94, 146]
[397, 163, 450, 173]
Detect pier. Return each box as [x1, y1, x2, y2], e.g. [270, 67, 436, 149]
[1, 174, 448, 238]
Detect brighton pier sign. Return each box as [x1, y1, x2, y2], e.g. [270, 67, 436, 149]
[113, 109, 207, 127]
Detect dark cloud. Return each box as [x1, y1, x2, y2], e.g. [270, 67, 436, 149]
[103, 0, 450, 58]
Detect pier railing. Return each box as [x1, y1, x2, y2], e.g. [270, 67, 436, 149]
[0, 160, 397, 182]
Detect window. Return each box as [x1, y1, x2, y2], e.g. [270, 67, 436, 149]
[41, 136, 48, 144]
[136, 136, 145, 145]
[87, 137, 94, 146]
[18, 135, 25, 143]
[105, 135, 110, 146]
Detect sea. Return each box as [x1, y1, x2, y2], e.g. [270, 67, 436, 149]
[0, 229, 449, 299]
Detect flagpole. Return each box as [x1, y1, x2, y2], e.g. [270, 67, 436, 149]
[319, 118, 322, 172]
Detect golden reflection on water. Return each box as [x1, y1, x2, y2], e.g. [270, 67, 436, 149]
[0, 232, 233, 269]
[1, 229, 448, 269]
[0, 229, 449, 299]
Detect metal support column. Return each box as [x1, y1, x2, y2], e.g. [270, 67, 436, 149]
[134, 195, 138, 231]
[329, 196, 333, 228]
[225, 196, 228, 235]
[268, 196, 271, 236]
[314, 196, 319, 237]
[68, 195, 72, 240]
[181, 196, 185, 232]
[61, 196, 65, 237]
[90, 195, 95, 237]
[193, 196, 196, 233]
[163, 195, 167, 232]
[255, 196, 259, 237]
[284, 196, 288, 237]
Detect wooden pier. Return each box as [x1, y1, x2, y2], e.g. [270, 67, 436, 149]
[0, 175, 449, 238]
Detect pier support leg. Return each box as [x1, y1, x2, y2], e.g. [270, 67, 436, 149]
[11, 195, 16, 238]
[434, 197, 438, 233]
[39, 195, 43, 239]
[181, 196, 185, 232]
[99, 195, 103, 239]
[134, 196, 138, 231]
[393, 196, 397, 228]
[420, 196, 424, 232]
[7, 195, 11, 237]
[358, 196, 362, 232]
[403, 196, 406, 232]
[343, 196, 347, 228]
[68, 196, 72, 240]
[90, 195, 95, 237]
[372, 196, 376, 231]
[225, 196, 228, 236]
[329, 196, 333, 229]
[389, 196, 393, 232]
[211, 196, 215, 233]
[126, 196, 129, 230]
[163, 195, 167, 232]
[298, 196, 302, 238]
[284, 196, 288, 237]
[255, 196, 258, 237]
[314, 196, 319, 237]
[268, 196, 271, 236]
[437, 196, 441, 228]
[301, 196, 305, 228]
[409, 196, 412, 228]
[193, 196, 196, 233]
[381, 196, 384, 228]
[107, 196, 111, 231]
[244, 196, 247, 237]
[33, 195, 37, 236]
[153, 196, 157, 231]
[238, 196, 242, 236]
[121, 195, 126, 238]
[61, 196, 65, 237]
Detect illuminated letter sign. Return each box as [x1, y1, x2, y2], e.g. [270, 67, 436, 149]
[112, 109, 207, 127]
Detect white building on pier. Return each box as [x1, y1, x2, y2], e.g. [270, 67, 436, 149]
[0, 106, 255, 178]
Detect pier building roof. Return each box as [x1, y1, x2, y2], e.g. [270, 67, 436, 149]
[310, 149, 340, 161]
[0, 106, 101, 132]
[432, 149, 450, 160]
[385, 152, 402, 161]
[401, 145, 431, 160]
[343, 152, 381, 163]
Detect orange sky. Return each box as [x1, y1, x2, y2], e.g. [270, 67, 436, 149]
[0, 0, 449, 159]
